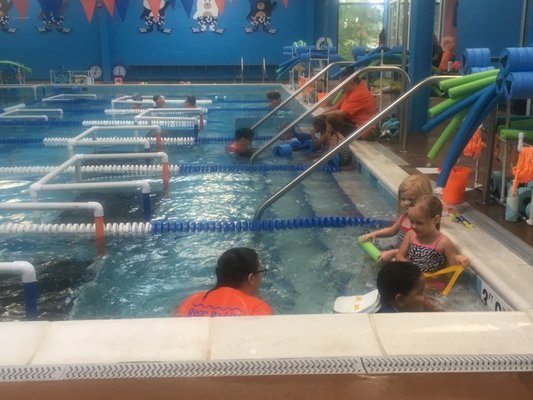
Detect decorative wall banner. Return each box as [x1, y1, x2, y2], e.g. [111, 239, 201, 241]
[0, 0, 17, 33]
[37, 0, 71, 33]
[245, 0, 278, 34]
[102, 0, 115, 16]
[146, 0, 161, 19]
[192, 0, 225, 34]
[13, 0, 29, 19]
[116, 0, 129, 21]
[181, 0, 193, 18]
[80, 0, 97, 23]
[139, 0, 172, 33]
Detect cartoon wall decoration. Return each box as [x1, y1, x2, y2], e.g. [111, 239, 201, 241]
[139, 0, 173, 33]
[245, 0, 277, 34]
[37, 0, 72, 33]
[192, 0, 224, 34]
[0, 0, 16, 33]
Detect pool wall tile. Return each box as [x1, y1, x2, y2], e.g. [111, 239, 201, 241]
[31, 318, 210, 365]
[209, 314, 382, 360]
[371, 312, 533, 355]
[0, 321, 49, 365]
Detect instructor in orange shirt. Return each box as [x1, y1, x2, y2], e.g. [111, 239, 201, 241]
[321, 66, 377, 139]
[175, 247, 273, 317]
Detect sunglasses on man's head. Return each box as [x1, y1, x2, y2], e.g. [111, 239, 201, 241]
[255, 268, 268, 277]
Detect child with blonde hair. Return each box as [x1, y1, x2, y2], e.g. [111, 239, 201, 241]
[396, 194, 469, 272]
[360, 174, 433, 262]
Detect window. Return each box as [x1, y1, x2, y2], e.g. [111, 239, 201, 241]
[338, 0, 385, 60]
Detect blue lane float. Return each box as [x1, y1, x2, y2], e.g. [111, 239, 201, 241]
[150, 216, 390, 234]
[0, 136, 275, 145]
[176, 163, 340, 174]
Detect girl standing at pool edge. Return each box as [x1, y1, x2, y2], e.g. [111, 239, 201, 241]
[396, 194, 469, 272]
[360, 174, 433, 262]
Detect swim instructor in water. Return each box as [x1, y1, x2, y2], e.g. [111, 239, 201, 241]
[175, 247, 273, 317]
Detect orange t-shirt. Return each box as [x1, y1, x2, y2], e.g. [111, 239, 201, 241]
[175, 287, 273, 317]
[337, 82, 378, 137]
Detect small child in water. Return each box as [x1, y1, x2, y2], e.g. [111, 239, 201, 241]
[361, 174, 433, 262]
[377, 261, 440, 312]
[396, 194, 470, 272]
[226, 128, 254, 158]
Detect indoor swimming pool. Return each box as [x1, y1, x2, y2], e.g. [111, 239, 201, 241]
[0, 84, 486, 320]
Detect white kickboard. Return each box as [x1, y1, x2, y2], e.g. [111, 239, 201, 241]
[334, 289, 381, 313]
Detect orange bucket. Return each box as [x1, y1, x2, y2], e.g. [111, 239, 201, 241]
[442, 166, 471, 204]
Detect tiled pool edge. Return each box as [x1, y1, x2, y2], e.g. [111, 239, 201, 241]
[1, 312, 533, 381]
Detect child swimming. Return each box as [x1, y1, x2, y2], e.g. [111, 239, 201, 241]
[360, 174, 433, 262]
[377, 261, 440, 312]
[396, 194, 470, 272]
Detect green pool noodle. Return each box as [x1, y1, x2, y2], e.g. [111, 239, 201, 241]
[510, 119, 533, 130]
[439, 69, 499, 91]
[499, 129, 533, 141]
[358, 238, 381, 262]
[428, 96, 466, 118]
[448, 76, 496, 99]
[427, 108, 469, 160]
[331, 90, 344, 106]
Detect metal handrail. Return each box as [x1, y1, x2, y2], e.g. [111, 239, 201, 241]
[254, 75, 460, 220]
[250, 61, 353, 131]
[250, 65, 410, 162]
[262, 57, 267, 83]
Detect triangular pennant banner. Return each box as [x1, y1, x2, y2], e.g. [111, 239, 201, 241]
[80, 0, 97, 23]
[13, 0, 29, 19]
[282, 0, 288, 7]
[181, 0, 194, 18]
[116, 0, 129, 21]
[103, 0, 115, 16]
[215, 0, 225, 14]
[147, 0, 161, 20]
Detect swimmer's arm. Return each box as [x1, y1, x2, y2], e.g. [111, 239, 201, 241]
[360, 217, 402, 242]
[395, 230, 414, 261]
[439, 236, 470, 267]
[378, 249, 397, 263]
[321, 108, 348, 119]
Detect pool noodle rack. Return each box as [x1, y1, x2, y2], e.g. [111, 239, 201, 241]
[0, 107, 63, 122]
[134, 108, 204, 131]
[42, 93, 98, 103]
[0, 202, 106, 255]
[111, 95, 212, 110]
[67, 125, 163, 156]
[29, 152, 170, 223]
[0, 261, 37, 320]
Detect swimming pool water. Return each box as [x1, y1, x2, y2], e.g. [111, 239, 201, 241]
[0, 84, 487, 320]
